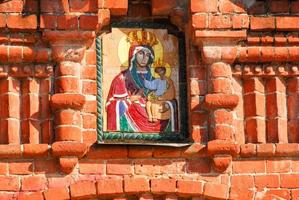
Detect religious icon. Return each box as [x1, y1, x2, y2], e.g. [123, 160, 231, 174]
[99, 25, 186, 143]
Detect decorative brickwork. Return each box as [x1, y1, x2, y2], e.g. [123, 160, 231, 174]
[0, 0, 298, 199]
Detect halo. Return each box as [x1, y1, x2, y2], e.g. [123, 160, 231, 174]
[118, 33, 164, 67]
[151, 63, 172, 78]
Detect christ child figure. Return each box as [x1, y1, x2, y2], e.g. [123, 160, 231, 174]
[143, 66, 175, 122]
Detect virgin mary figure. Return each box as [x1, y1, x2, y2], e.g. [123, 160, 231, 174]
[105, 30, 178, 133]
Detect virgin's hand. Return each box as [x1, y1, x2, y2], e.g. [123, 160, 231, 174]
[130, 95, 141, 102]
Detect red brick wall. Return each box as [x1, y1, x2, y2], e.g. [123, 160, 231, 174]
[0, 0, 298, 199]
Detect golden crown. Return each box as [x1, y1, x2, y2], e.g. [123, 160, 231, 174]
[152, 59, 169, 68]
[127, 30, 158, 47]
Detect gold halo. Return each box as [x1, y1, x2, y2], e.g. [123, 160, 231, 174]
[118, 33, 164, 67]
[151, 63, 172, 78]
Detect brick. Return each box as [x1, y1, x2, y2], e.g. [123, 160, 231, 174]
[124, 178, 150, 193]
[98, 9, 110, 28]
[8, 46, 22, 63]
[261, 46, 274, 62]
[34, 160, 58, 174]
[0, 46, 8, 62]
[240, 144, 256, 157]
[232, 160, 265, 173]
[82, 130, 97, 144]
[0, 145, 21, 158]
[70, 0, 98, 12]
[0, 0, 23, 12]
[266, 118, 288, 143]
[1, 119, 20, 144]
[210, 78, 232, 93]
[85, 51, 96, 65]
[55, 77, 80, 93]
[7, 14, 37, 30]
[57, 15, 78, 30]
[261, 35, 274, 44]
[269, 0, 289, 13]
[41, 0, 69, 13]
[250, 17, 275, 31]
[151, 0, 177, 15]
[129, 2, 151, 17]
[210, 62, 231, 78]
[70, 181, 96, 199]
[40, 15, 57, 29]
[257, 144, 275, 157]
[280, 174, 299, 188]
[55, 126, 81, 142]
[232, 15, 249, 29]
[204, 183, 228, 200]
[245, 118, 266, 143]
[192, 14, 207, 29]
[98, 0, 128, 16]
[82, 80, 97, 95]
[177, 180, 204, 196]
[276, 16, 299, 31]
[55, 110, 81, 126]
[97, 179, 123, 195]
[153, 147, 181, 158]
[230, 187, 254, 200]
[79, 15, 98, 30]
[21, 176, 47, 191]
[57, 62, 79, 76]
[213, 125, 234, 140]
[9, 162, 33, 175]
[209, 15, 232, 29]
[0, 163, 7, 175]
[0, 14, 6, 28]
[187, 159, 211, 173]
[255, 175, 280, 189]
[48, 177, 73, 189]
[213, 109, 233, 125]
[219, 0, 246, 13]
[231, 175, 254, 189]
[244, 93, 265, 117]
[134, 160, 160, 175]
[151, 179, 176, 194]
[23, 144, 49, 158]
[258, 189, 291, 200]
[276, 144, 299, 156]
[292, 189, 299, 199]
[128, 146, 153, 158]
[87, 145, 128, 159]
[191, 0, 218, 13]
[18, 192, 43, 200]
[160, 160, 184, 174]
[81, 66, 96, 79]
[44, 188, 70, 200]
[106, 160, 133, 175]
[248, 2, 266, 14]
[291, 1, 299, 13]
[79, 161, 104, 174]
[0, 177, 19, 191]
[190, 79, 206, 95]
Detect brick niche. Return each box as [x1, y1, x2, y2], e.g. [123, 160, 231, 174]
[0, 0, 298, 199]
